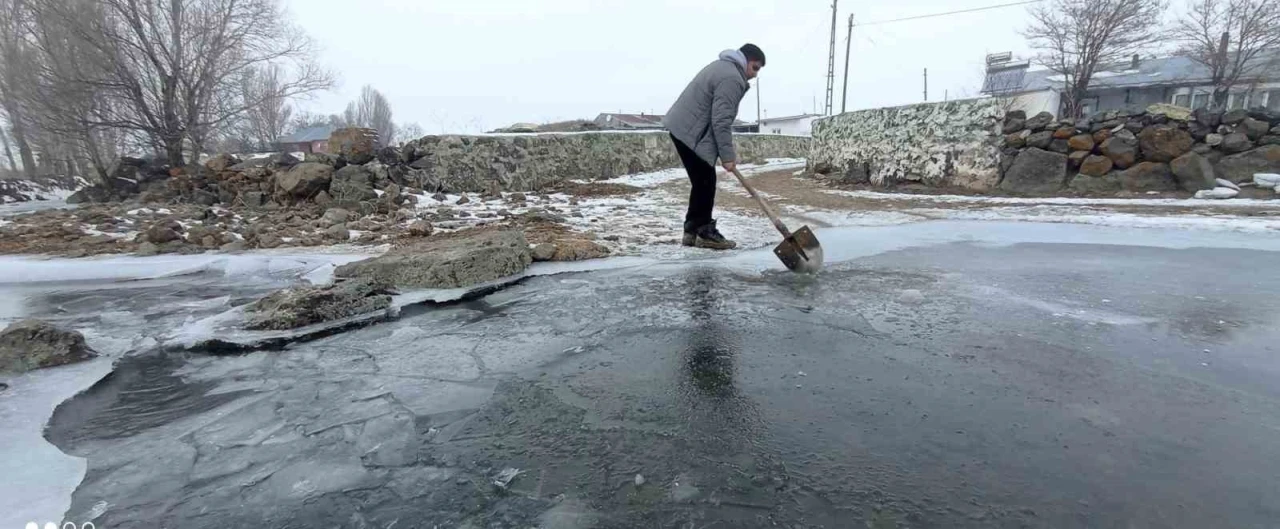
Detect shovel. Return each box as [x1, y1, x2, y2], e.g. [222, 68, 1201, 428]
[729, 167, 824, 273]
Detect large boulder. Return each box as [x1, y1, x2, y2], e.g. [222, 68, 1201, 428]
[999, 148, 1067, 194]
[1101, 130, 1139, 169]
[245, 278, 394, 331]
[1068, 173, 1122, 194]
[276, 162, 334, 202]
[1068, 134, 1095, 152]
[205, 153, 241, 172]
[1169, 152, 1217, 192]
[1079, 155, 1114, 177]
[1220, 133, 1255, 154]
[329, 165, 378, 203]
[1148, 103, 1192, 122]
[1137, 124, 1194, 163]
[229, 152, 298, 172]
[1215, 145, 1280, 183]
[1002, 110, 1027, 134]
[1120, 162, 1178, 192]
[1221, 108, 1249, 125]
[1026, 130, 1054, 149]
[142, 221, 183, 244]
[1193, 108, 1222, 128]
[334, 230, 532, 289]
[1241, 117, 1270, 140]
[0, 320, 97, 373]
[330, 128, 379, 165]
[1024, 111, 1055, 131]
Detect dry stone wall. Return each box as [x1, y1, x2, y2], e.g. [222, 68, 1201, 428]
[404, 132, 810, 192]
[809, 99, 1280, 197]
[808, 99, 1005, 191]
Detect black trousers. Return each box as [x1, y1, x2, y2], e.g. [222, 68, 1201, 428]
[671, 134, 716, 231]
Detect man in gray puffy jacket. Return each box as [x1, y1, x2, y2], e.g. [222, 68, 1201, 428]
[663, 44, 765, 250]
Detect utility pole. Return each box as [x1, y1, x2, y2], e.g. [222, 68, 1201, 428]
[923, 68, 928, 102]
[840, 13, 854, 114]
[824, 0, 838, 116]
[756, 77, 761, 132]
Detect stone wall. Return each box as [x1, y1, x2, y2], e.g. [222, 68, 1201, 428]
[66, 129, 810, 210]
[999, 105, 1280, 196]
[810, 98, 1280, 197]
[809, 98, 1004, 191]
[404, 131, 810, 192]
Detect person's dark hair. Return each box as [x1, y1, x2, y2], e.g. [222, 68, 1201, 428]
[740, 44, 766, 66]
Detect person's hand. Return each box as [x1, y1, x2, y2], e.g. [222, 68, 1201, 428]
[722, 161, 737, 173]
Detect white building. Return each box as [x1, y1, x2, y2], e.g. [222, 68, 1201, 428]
[757, 113, 823, 136]
[982, 51, 1280, 118]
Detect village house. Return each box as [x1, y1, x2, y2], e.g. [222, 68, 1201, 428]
[757, 113, 823, 136]
[275, 124, 336, 154]
[982, 51, 1280, 118]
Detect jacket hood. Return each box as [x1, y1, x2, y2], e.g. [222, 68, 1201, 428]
[719, 49, 747, 67]
[718, 49, 749, 81]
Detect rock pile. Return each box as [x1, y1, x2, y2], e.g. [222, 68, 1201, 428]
[67, 128, 426, 214]
[0, 319, 97, 373]
[999, 106, 1280, 196]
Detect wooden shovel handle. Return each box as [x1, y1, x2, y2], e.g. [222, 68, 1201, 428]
[729, 167, 792, 238]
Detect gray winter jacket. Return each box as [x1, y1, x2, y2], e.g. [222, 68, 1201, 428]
[663, 50, 751, 166]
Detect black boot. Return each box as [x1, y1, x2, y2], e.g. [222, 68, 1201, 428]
[693, 220, 736, 250]
[681, 220, 697, 247]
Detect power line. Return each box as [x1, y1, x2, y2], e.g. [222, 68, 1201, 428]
[858, 0, 1043, 27]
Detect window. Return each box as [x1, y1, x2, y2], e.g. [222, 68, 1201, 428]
[1192, 92, 1210, 109]
[1173, 94, 1190, 108]
[1249, 91, 1268, 109]
[1269, 90, 1280, 111]
[1229, 93, 1246, 110]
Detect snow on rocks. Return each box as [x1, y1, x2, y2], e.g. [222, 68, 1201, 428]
[1255, 173, 1280, 189]
[1194, 187, 1240, 199]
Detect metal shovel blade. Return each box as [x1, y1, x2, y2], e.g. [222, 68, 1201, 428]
[773, 225, 824, 274]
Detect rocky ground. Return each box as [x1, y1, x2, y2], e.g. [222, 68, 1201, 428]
[4, 156, 1280, 265]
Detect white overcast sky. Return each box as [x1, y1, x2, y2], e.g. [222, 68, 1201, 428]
[285, 0, 1035, 134]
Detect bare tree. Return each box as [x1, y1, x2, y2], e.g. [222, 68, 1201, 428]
[0, 125, 14, 171]
[1172, 0, 1280, 109]
[398, 122, 424, 143]
[1023, 0, 1168, 119]
[339, 85, 395, 145]
[241, 64, 295, 150]
[28, 0, 333, 167]
[289, 110, 329, 132]
[0, 0, 40, 177]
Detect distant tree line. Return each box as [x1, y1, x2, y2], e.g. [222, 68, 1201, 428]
[0, 0, 341, 180]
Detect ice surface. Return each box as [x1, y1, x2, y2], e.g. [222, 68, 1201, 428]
[0, 358, 114, 527]
[0, 252, 375, 285]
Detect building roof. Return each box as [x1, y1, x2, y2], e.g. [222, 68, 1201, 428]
[596, 113, 665, 128]
[759, 113, 823, 123]
[277, 125, 335, 144]
[984, 50, 1280, 94]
